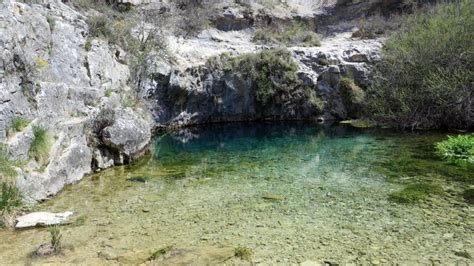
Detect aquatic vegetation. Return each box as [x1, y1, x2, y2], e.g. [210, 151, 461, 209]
[454, 250, 472, 259]
[262, 193, 285, 201]
[388, 183, 442, 204]
[28, 126, 50, 164]
[463, 188, 474, 204]
[71, 215, 88, 227]
[435, 134, 474, 167]
[148, 245, 173, 261]
[127, 176, 151, 183]
[0, 182, 22, 214]
[234, 246, 253, 261]
[1, 123, 473, 264]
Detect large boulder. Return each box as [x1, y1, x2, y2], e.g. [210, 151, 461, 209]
[101, 108, 152, 164]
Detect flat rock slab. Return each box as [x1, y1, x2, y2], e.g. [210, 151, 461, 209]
[15, 211, 74, 228]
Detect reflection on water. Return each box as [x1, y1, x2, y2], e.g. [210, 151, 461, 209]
[0, 122, 472, 264]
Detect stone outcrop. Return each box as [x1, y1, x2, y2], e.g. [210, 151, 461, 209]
[0, 0, 152, 202]
[15, 211, 74, 228]
[142, 32, 382, 127]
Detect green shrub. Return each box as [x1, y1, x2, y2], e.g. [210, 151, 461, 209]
[7, 117, 30, 137]
[389, 183, 442, 203]
[339, 77, 365, 117]
[28, 126, 50, 164]
[0, 182, 22, 214]
[87, 15, 112, 39]
[352, 14, 404, 39]
[436, 134, 474, 166]
[0, 149, 17, 178]
[84, 38, 92, 52]
[366, 0, 473, 129]
[253, 21, 320, 47]
[212, 49, 323, 113]
[48, 226, 62, 252]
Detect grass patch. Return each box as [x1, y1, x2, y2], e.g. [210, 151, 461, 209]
[28, 126, 50, 165]
[0, 149, 17, 178]
[389, 183, 442, 203]
[366, 0, 474, 129]
[234, 246, 253, 261]
[7, 117, 30, 137]
[253, 21, 320, 47]
[435, 134, 474, 167]
[0, 182, 22, 214]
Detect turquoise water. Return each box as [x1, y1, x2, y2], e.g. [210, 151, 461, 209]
[0, 122, 472, 264]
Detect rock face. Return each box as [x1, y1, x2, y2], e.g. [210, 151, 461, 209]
[142, 32, 382, 127]
[0, 0, 152, 202]
[15, 211, 74, 228]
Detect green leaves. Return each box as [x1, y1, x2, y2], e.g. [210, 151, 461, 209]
[436, 134, 474, 167]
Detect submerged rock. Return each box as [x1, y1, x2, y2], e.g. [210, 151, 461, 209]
[15, 211, 74, 228]
[33, 243, 55, 257]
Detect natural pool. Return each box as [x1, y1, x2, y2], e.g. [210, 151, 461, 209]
[0, 122, 472, 264]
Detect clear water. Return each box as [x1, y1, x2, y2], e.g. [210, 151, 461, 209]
[0, 122, 473, 264]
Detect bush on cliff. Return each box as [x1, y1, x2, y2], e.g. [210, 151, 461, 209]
[365, 0, 473, 129]
[210, 49, 323, 113]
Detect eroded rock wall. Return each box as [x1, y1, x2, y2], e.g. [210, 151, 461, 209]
[0, 0, 153, 202]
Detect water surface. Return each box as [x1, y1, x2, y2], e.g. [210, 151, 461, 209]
[0, 122, 472, 264]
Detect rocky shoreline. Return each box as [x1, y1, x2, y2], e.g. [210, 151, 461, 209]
[0, 0, 383, 202]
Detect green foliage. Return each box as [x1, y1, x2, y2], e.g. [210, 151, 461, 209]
[388, 183, 442, 203]
[29, 126, 50, 164]
[339, 77, 365, 117]
[84, 38, 92, 52]
[463, 188, 474, 204]
[0, 149, 17, 178]
[234, 246, 253, 261]
[0, 182, 22, 214]
[48, 226, 62, 252]
[366, 0, 474, 129]
[253, 21, 320, 47]
[213, 49, 323, 113]
[104, 88, 112, 97]
[436, 134, 474, 167]
[148, 245, 173, 261]
[7, 117, 30, 137]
